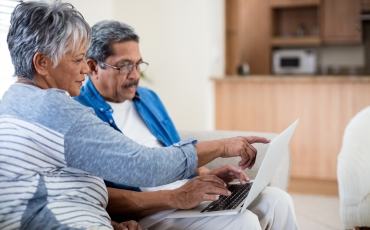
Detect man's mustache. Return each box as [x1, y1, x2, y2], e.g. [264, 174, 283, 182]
[122, 79, 139, 88]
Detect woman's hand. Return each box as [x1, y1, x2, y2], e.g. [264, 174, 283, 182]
[218, 136, 270, 169]
[195, 136, 269, 170]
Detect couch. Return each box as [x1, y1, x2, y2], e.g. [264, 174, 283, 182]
[178, 130, 291, 191]
[338, 106, 370, 230]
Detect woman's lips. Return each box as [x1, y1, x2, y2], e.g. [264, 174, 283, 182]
[76, 80, 84, 86]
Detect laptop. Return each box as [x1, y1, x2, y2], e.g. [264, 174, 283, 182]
[166, 119, 299, 219]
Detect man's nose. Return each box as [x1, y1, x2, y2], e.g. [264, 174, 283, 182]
[127, 66, 140, 79]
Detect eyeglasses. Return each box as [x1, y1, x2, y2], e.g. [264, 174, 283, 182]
[98, 61, 149, 75]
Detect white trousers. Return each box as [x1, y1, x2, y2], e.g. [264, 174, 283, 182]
[148, 187, 299, 230]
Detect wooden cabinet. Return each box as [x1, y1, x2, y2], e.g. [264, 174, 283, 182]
[225, 0, 271, 75]
[225, 0, 242, 75]
[225, 0, 364, 75]
[362, 0, 370, 12]
[322, 0, 362, 44]
[271, 5, 321, 46]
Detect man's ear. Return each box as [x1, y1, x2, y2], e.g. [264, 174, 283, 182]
[87, 59, 99, 78]
[33, 52, 50, 76]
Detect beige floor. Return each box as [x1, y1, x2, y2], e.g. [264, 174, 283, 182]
[290, 193, 344, 230]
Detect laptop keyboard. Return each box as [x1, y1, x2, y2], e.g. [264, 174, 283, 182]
[201, 182, 253, 213]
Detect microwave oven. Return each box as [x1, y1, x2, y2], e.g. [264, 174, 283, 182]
[272, 49, 317, 75]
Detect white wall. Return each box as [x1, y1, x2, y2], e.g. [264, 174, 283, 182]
[0, 1, 18, 99]
[319, 45, 365, 69]
[0, 28, 16, 99]
[67, 0, 115, 26]
[113, 0, 224, 130]
[2, 0, 224, 130]
[70, 0, 224, 130]
[71, 0, 225, 130]
[0, 0, 116, 99]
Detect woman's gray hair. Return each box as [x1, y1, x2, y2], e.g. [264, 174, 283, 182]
[7, 1, 91, 82]
[86, 20, 139, 67]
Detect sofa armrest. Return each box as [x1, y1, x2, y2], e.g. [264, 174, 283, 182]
[337, 106, 370, 229]
[178, 130, 291, 191]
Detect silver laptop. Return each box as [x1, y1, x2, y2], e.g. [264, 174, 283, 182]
[166, 119, 299, 219]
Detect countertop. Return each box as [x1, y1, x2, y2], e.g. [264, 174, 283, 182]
[211, 75, 370, 83]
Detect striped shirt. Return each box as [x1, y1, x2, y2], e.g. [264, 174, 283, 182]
[0, 84, 198, 229]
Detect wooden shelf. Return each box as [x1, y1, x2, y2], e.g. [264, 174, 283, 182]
[271, 36, 321, 46]
[271, 0, 321, 8]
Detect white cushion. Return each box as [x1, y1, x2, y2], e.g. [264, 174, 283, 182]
[338, 106, 370, 228]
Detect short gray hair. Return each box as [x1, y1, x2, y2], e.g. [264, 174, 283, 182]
[7, 1, 91, 82]
[86, 20, 139, 67]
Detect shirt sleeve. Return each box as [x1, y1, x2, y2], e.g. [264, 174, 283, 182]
[64, 112, 198, 187]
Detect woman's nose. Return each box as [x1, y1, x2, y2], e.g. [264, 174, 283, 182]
[81, 59, 89, 74]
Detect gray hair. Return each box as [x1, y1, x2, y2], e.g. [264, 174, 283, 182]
[7, 1, 91, 82]
[86, 20, 139, 68]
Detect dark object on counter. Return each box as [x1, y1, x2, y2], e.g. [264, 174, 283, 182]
[237, 63, 250, 76]
[297, 23, 307, 37]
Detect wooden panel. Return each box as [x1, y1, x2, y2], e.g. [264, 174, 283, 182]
[225, 0, 241, 75]
[215, 78, 370, 180]
[271, 36, 321, 46]
[226, 33, 241, 75]
[226, 0, 239, 31]
[241, 0, 271, 74]
[225, 0, 271, 75]
[322, 0, 362, 44]
[363, 0, 370, 11]
[288, 178, 338, 195]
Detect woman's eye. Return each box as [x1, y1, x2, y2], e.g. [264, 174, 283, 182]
[74, 58, 84, 63]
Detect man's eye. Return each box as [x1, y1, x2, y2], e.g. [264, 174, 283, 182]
[75, 59, 83, 63]
[121, 65, 131, 70]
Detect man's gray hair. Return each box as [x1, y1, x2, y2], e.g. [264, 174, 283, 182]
[7, 1, 91, 82]
[86, 20, 139, 66]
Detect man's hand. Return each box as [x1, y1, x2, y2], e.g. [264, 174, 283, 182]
[206, 164, 250, 185]
[111, 220, 146, 230]
[171, 175, 230, 210]
[217, 136, 270, 170]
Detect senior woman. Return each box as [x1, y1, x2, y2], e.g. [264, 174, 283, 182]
[0, 1, 269, 230]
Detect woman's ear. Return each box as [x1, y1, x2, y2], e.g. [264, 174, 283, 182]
[87, 59, 99, 78]
[33, 52, 50, 76]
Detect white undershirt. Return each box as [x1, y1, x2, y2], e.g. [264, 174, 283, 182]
[107, 100, 189, 192]
[107, 100, 163, 148]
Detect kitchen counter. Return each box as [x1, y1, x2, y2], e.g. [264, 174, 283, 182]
[211, 75, 370, 83]
[213, 75, 370, 181]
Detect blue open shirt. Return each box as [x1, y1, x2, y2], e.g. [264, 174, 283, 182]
[74, 78, 194, 191]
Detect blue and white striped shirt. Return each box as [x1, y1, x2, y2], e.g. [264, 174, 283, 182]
[0, 83, 198, 229]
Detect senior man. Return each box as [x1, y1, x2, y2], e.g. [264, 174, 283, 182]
[75, 20, 299, 230]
